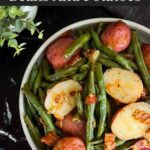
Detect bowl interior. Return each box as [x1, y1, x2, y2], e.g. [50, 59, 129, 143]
[19, 18, 150, 150]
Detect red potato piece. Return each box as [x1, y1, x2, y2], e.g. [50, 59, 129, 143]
[142, 44, 150, 73]
[53, 137, 86, 150]
[101, 21, 131, 52]
[56, 111, 86, 140]
[46, 37, 75, 70]
[130, 139, 150, 150]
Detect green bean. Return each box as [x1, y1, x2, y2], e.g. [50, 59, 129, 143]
[116, 140, 137, 150]
[71, 71, 88, 81]
[40, 81, 58, 89]
[116, 139, 126, 147]
[38, 88, 45, 105]
[28, 63, 38, 90]
[90, 139, 103, 145]
[100, 45, 133, 71]
[96, 63, 107, 138]
[26, 97, 39, 121]
[127, 42, 133, 54]
[24, 115, 44, 149]
[79, 64, 89, 72]
[75, 92, 84, 118]
[43, 66, 78, 82]
[91, 29, 133, 71]
[33, 66, 42, 94]
[106, 99, 111, 128]
[41, 58, 53, 79]
[95, 22, 103, 35]
[86, 70, 96, 150]
[98, 55, 123, 69]
[64, 33, 91, 59]
[127, 59, 138, 71]
[94, 143, 104, 150]
[132, 31, 150, 93]
[91, 28, 102, 48]
[25, 99, 33, 119]
[22, 86, 56, 132]
[82, 77, 89, 100]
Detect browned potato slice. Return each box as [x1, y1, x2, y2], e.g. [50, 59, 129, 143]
[111, 102, 150, 141]
[104, 68, 143, 104]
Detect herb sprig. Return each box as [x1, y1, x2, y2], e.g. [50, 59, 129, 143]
[0, 6, 44, 57]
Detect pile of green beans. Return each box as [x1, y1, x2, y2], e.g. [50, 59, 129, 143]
[22, 22, 150, 150]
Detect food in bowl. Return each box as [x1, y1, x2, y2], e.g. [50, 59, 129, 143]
[21, 20, 150, 150]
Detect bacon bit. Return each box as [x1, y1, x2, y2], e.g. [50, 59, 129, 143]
[133, 110, 150, 124]
[130, 139, 150, 150]
[60, 30, 73, 38]
[124, 53, 134, 60]
[55, 120, 62, 129]
[41, 132, 59, 147]
[104, 133, 116, 150]
[85, 93, 97, 105]
[84, 49, 96, 59]
[66, 54, 81, 67]
[69, 91, 76, 96]
[55, 95, 61, 103]
[144, 129, 150, 144]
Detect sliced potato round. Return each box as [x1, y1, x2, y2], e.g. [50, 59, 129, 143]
[104, 68, 143, 104]
[45, 80, 82, 120]
[111, 102, 150, 141]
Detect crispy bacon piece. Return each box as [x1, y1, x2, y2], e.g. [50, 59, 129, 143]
[133, 110, 150, 125]
[85, 93, 97, 105]
[66, 54, 81, 67]
[41, 132, 59, 147]
[104, 133, 116, 150]
[144, 129, 150, 144]
[130, 139, 150, 150]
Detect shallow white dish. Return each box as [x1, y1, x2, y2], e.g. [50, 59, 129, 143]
[19, 18, 150, 150]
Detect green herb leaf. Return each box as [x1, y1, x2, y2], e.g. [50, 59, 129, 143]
[0, 38, 5, 47]
[2, 32, 18, 39]
[15, 19, 24, 33]
[8, 6, 24, 19]
[38, 32, 43, 39]
[31, 27, 35, 35]
[8, 39, 18, 48]
[0, 6, 7, 20]
[35, 22, 42, 27]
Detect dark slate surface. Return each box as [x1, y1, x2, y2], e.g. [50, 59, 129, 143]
[0, 6, 149, 150]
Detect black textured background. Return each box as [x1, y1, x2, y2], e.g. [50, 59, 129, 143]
[0, 6, 149, 150]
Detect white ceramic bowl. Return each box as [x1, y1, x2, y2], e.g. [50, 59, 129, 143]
[19, 18, 150, 150]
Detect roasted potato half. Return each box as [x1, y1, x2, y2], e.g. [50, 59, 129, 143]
[111, 102, 150, 141]
[45, 80, 82, 120]
[104, 68, 143, 104]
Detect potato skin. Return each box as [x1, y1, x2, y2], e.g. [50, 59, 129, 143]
[142, 44, 150, 73]
[101, 21, 131, 52]
[53, 137, 86, 150]
[46, 37, 74, 70]
[104, 68, 143, 104]
[56, 111, 86, 140]
[111, 102, 150, 141]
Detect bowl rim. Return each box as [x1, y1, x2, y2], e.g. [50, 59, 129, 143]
[19, 17, 150, 150]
